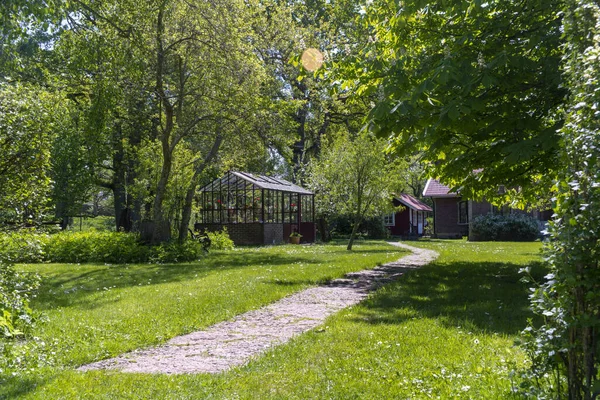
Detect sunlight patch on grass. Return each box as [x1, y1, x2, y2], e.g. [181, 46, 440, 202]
[1, 241, 405, 398]
[3, 240, 545, 399]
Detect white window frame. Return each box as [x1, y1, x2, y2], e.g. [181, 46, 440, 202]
[383, 213, 395, 227]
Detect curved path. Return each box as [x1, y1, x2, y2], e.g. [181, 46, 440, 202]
[79, 242, 438, 374]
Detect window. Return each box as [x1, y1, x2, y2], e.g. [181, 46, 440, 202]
[383, 213, 395, 226]
[300, 194, 314, 222]
[458, 201, 469, 224]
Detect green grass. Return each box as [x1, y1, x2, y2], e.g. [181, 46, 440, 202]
[2, 240, 545, 399]
[1, 240, 405, 399]
[67, 216, 115, 232]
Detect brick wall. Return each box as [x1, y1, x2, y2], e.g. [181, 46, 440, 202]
[468, 200, 493, 240]
[433, 197, 468, 238]
[195, 223, 264, 246]
[263, 224, 284, 245]
[470, 200, 492, 219]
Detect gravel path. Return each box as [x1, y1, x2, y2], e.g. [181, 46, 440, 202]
[78, 242, 438, 374]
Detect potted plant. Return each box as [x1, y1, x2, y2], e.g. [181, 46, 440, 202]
[289, 231, 302, 244]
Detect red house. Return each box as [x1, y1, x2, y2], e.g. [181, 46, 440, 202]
[423, 178, 552, 239]
[385, 194, 432, 237]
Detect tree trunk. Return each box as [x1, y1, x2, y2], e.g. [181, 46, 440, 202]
[113, 182, 127, 231]
[178, 181, 197, 243]
[177, 133, 223, 243]
[151, 4, 174, 244]
[347, 215, 362, 251]
[317, 216, 331, 242]
[151, 141, 172, 243]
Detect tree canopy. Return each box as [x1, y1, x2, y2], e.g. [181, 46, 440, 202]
[339, 0, 565, 205]
[309, 132, 406, 250]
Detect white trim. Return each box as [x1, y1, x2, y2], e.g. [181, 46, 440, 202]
[422, 178, 459, 198]
[422, 178, 433, 197]
[383, 213, 395, 227]
[457, 200, 469, 225]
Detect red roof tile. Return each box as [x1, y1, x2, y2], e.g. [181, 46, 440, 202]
[395, 193, 433, 212]
[422, 178, 458, 198]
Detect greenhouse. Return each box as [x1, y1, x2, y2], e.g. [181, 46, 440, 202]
[195, 171, 315, 245]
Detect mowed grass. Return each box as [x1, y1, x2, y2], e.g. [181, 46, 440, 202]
[1, 240, 405, 398]
[4, 240, 545, 399]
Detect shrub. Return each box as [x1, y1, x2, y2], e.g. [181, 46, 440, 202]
[329, 215, 390, 239]
[0, 262, 40, 338]
[0, 229, 234, 265]
[206, 228, 234, 250]
[148, 240, 204, 263]
[470, 213, 540, 242]
[424, 217, 434, 236]
[0, 230, 48, 263]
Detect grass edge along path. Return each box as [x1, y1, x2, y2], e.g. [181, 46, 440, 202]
[77, 242, 438, 374]
[5, 240, 545, 399]
[1, 241, 406, 398]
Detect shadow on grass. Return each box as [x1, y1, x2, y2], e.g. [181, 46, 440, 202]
[31, 252, 318, 310]
[263, 277, 334, 287]
[31, 246, 403, 311]
[0, 374, 52, 400]
[353, 260, 547, 336]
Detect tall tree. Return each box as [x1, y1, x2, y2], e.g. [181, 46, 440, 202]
[254, 0, 373, 182]
[54, 0, 269, 242]
[339, 0, 565, 204]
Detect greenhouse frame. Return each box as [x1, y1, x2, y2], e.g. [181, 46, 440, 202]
[195, 171, 315, 245]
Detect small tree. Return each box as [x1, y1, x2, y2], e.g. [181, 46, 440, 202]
[308, 132, 405, 250]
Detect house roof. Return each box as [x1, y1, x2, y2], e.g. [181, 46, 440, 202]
[395, 193, 433, 212]
[200, 171, 313, 195]
[422, 178, 459, 198]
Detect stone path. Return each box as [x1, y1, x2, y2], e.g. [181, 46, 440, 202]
[79, 242, 438, 374]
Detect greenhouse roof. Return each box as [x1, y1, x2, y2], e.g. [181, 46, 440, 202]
[200, 171, 313, 195]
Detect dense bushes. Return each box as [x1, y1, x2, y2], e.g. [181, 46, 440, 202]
[329, 215, 390, 239]
[206, 228, 235, 251]
[43, 231, 145, 263]
[0, 262, 40, 338]
[0, 230, 46, 263]
[470, 213, 540, 242]
[0, 228, 234, 264]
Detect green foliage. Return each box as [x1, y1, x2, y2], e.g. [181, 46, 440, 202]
[0, 231, 213, 264]
[470, 214, 540, 242]
[0, 84, 61, 223]
[424, 217, 434, 236]
[43, 232, 145, 264]
[205, 228, 234, 251]
[0, 262, 40, 339]
[67, 216, 116, 232]
[0, 231, 47, 264]
[308, 131, 406, 249]
[50, 106, 99, 221]
[147, 240, 204, 264]
[330, 215, 390, 240]
[340, 0, 564, 205]
[0, 240, 544, 398]
[520, 2, 600, 398]
[0, 0, 65, 82]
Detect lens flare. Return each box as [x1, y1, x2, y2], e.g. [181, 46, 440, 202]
[301, 48, 324, 72]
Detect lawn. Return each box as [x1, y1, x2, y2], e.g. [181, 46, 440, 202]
[1, 239, 545, 399]
[1, 240, 405, 399]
